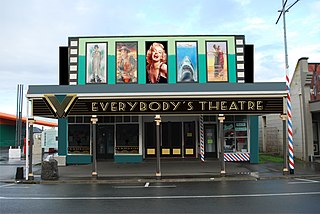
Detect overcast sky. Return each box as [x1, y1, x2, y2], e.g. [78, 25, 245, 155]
[0, 0, 319, 117]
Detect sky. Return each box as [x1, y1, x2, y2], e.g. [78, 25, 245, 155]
[0, 0, 319, 117]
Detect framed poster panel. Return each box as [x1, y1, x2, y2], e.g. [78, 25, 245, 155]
[86, 43, 107, 84]
[145, 41, 168, 84]
[176, 41, 198, 82]
[116, 42, 138, 83]
[206, 41, 228, 82]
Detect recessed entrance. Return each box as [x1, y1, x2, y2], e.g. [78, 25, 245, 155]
[204, 124, 217, 158]
[97, 125, 114, 159]
[145, 121, 196, 157]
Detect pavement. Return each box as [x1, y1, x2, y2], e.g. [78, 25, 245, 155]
[1, 148, 320, 184]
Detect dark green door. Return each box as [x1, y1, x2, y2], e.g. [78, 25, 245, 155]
[97, 125, 114, 159]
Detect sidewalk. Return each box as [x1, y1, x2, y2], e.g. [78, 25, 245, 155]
[1, 149, 320, 184]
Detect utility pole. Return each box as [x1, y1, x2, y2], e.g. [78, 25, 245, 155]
[276, 0, 300, 175]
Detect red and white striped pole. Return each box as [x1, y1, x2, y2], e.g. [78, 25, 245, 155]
[287, 71, 294, 174]
[276, 0, 298, 175]
[200, 115, 205, 162]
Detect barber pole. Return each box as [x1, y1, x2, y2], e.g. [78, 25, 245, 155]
[287, 71, 294, 174]
[275, 0, 299, 175]
[200, 115, 205, 162]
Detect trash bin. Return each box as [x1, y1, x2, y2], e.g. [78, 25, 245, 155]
[41, 158, 59, 180]
[15, 167, 24, 180]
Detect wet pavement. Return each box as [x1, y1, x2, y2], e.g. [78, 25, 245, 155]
[1, 148, 320, 184]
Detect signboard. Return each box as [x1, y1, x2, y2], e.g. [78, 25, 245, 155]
[33, 96, 285, 117]
[309, 63, 320, 102]
[69, 35, 245, 84]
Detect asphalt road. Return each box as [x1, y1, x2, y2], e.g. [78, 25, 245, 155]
[1, 178, 320, 213]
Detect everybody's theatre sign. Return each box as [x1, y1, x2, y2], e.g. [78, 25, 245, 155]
[35, 95, 285, 118]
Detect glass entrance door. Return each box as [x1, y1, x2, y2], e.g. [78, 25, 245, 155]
[145, 122, 156, 157]
[144, 122, 183, 157]
[162, 122, 182, 157]
[184, 122, 196, 157]
[204, 124, 217, 158]
[97, 125, 114, 159]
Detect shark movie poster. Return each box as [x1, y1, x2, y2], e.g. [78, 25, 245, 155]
[176, 41, 198, 82]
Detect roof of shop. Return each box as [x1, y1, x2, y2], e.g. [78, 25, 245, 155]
[27, 82, 286, 98]
[0, 112, 57, 127]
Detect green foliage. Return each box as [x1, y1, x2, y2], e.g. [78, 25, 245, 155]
[259, 153, 283, 164]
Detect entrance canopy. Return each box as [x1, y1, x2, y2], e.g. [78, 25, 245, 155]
[27, 82, 286, 118]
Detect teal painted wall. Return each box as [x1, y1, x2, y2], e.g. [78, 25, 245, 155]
[250, 116, 259, 164]
[228, 55, 237, 82]
[198, 54, 207, 83]
[168, 55, 176, 84]
[0, 125, 16, 147]
[114, 155, 143, 163]
[78, 56, 85, 85]
[58, 118, 68, 156]
[67, 155, 92, 164]
[138, 55, 146, 84]
[108, 55, 116, 84]
[56, 95, 68, 156]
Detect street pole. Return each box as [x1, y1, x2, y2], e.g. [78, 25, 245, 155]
[155, 115, 161, 179]
[218, 114, 225, 176]
[28, 118, 34, 180]
[276, 0, 299, 175]
[25, 101, 29, 180]
[281, 114, 289, 175]
[91, 115, 98, 177]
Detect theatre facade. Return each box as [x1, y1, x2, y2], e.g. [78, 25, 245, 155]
[26, 35, 287, 166]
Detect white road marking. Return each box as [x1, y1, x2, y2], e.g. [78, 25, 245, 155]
[5, 186, 30, 189]
[1, 191, 320, 200]
[113, 184, 176, 189]
[147, 185, 176, 188]
[0, 184, 15, 188]
[288, 178, 320, 184]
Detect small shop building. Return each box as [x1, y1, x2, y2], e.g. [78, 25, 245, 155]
[261, 57, 320, 162]
[26, 35, 287, 174]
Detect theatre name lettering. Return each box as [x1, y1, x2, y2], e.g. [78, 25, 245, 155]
[73, 97, 284, 115]
[92, 100, 263, 112]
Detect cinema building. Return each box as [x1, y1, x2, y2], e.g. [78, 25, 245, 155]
[26, 35, 287, 172]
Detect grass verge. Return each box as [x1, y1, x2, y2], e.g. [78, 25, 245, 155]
[259, 153, 283, 164]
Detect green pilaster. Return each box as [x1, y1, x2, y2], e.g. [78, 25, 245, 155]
[58, 118, 68, 156]
[228, 55, 237, 83]
[168, 55, 176, 83]
[78, 56, 85, 85]
[198, 54, 207, 83]
[250, 116, 259, 164]
[138, 55, 146, 84]
[108, 55, 116, 84]
[56, 95, 68, 156]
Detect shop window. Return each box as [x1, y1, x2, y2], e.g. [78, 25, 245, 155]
[68, 124, 90, 155]
[132, 116, 139, 122]
[83, 116, 91, 123]
[76, 116, 83, 123]
[116, 116, 122, 123]
[204, 115, 216, 122]
[223, 116, 248, 153]
[115, 124, 139, 154]
[124, 116, 130, 122]
[68, 116, 75, 123]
